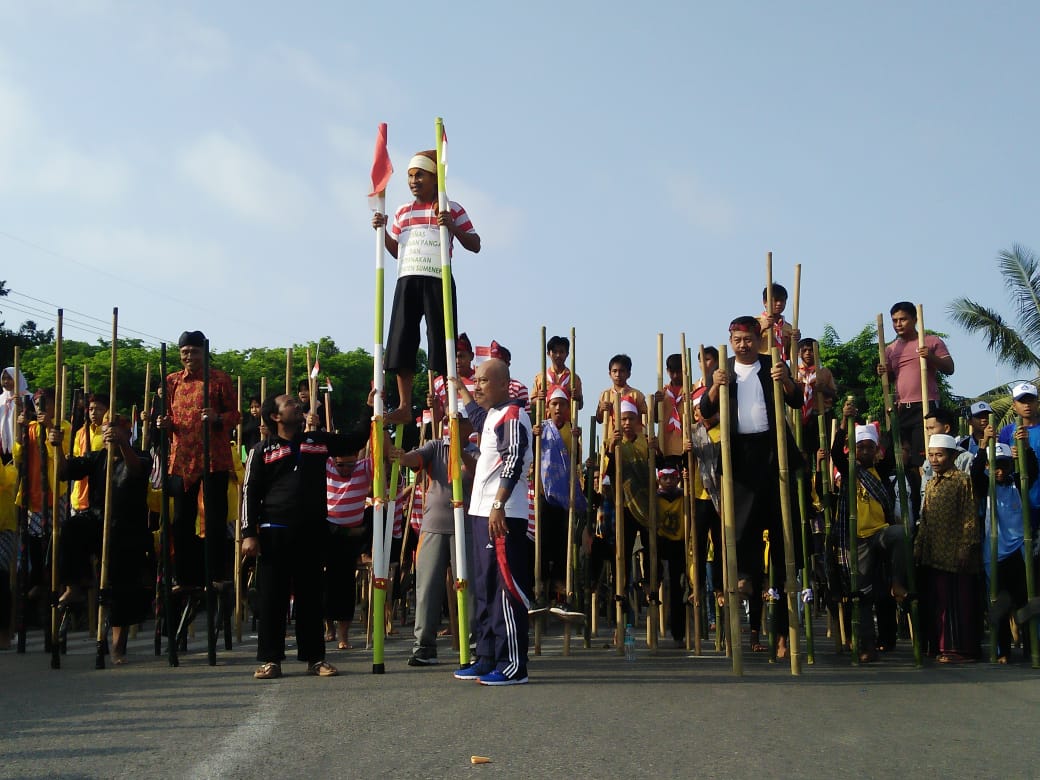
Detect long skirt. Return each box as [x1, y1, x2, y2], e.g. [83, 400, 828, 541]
[925, 567, 980, 660]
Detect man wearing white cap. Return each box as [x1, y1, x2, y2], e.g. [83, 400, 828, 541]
[829, 401, 908, 662]
[917, 433, 980, 663]
[372, 149, 481, 425]
[998, 382, 1040, 516]
[971, 440, 1036, 662]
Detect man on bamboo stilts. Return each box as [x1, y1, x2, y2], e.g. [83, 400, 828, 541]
[157, 331, 240, 593]
[372, 150, 481, 425]
[451, 359, 533, 685]
[700, 316, 804, 657]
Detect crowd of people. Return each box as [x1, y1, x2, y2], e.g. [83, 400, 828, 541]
[1, 147, 1037, 687]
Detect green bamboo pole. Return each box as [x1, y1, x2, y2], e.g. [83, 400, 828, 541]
[582, 413, 598, 649]
[160, 344, 178, 666]
[988, 413, 998, 664]
[876, 314, 922, 666]
[49, 310, 63, 669]
[563, 326, 580, 656]
[681, 334, 701, 655]
[845, 396, 860, 666]
[202, 338, 216, 667]
[95, 309, 117, 669]
[613, 393, 625, 656]
[771, 347, 801, 675]
[792, 404, 815, 665]
[435, 117, 471, 669]
[534, 326, 546, 655]
[718, 344, 743, 675]
[1016, 416, 1040, 668]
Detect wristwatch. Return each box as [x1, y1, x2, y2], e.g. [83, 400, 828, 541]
[491, 500, 504, 511]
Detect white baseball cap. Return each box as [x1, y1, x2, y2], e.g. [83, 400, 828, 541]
[994, 442, 1014, 460]
[1012, 382, 1038, 400]
[969, 401, 993, 417]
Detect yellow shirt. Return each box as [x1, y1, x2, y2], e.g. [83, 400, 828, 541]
[71, 423, 105, 511]
[856, 467, 888, 538]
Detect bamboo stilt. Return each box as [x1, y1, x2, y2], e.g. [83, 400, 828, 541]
[718, 345, 743, 675]
[771, 347, 801, 675]
[95, 310, 117, 669]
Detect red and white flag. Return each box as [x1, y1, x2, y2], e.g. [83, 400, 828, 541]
[310, 353, 321, 379]
[439, 126, 448, 173]
[473, 345, 491, 365]
[368, 122, 393, 211]
[324, 376, 333, 394]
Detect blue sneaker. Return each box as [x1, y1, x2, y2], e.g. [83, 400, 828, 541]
[453, 660, 493, 680]
[477, 669, 528, 686]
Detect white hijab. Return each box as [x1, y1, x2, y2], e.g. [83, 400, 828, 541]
[0, 367, 31, 454]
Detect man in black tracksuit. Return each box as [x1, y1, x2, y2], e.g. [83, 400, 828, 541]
[242, 394, 367, 679]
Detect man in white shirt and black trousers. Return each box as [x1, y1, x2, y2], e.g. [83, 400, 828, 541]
[450, 358, 534, 686]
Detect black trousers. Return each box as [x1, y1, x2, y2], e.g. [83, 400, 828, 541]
[256, 525, 326, 664]
[170, 473, 228, 588]
[324, 526, 367, 623]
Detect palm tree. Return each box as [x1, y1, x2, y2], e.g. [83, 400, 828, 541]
[948, 243, 1040, 415]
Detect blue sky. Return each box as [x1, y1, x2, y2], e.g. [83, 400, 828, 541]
[0, 1, 1037, 409]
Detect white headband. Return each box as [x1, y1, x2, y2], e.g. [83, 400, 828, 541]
[407, 155, 437, 174]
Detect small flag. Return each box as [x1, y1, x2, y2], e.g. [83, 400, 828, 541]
[473, 345, 491, 365]
[439, 126, 448, 173]
[369, 122, 393, 211]
[310, 357, 321, 379]
[324, 376, 333, 394]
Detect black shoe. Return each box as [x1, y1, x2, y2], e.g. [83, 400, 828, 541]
[408, 648, 438, 666]
[1014, 596, 1040, 627]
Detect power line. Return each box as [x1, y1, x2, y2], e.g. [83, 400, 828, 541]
[5, 287, 173, 344]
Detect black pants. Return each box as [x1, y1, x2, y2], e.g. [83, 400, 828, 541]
[896, 402, 936, 521]
[170, 473, 228, 588]
[59, 511, 102, 586]
[996, 551, 1032, 659]
[256, 525, 326, 664]
[658, 537, 687, 641]
[538, 500, 570, 592]
[324, 526, 367, 623]
[385, 275, 458, 376]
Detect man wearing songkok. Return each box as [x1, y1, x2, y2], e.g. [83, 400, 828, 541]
[972, 438, 1036, 663]
[916, 433, 979, 663]
[372, 150, 480, 425]
[158, 330, 240, 591]
[829, 401, 909, 662]
[700, 316, 803, 655]
[877, 302, 955, 520]
[532, 335, 584, 412]
[242, 395, 367, 679]
[532, 383, 584, 619]
[451, 359, 533, 685]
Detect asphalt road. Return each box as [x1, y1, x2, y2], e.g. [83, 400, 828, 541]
[1, 619, 1038, 779]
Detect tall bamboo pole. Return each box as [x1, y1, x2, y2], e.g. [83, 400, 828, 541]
[13, 347, 28, 653]
[533, 326, 546, 655]
[563, 327, 579, 656]
[235, 375, 243, 644]
[916, 304, 930, 437]
[718, 344, 743, 675]
[160, 344, 177, 666]
[1017, 416, 1040, 668]
[646, 369, 660, 652]
[49, 310, 64, 669]
[681, 334, 701, 654]
[202, 340, 217, 666]
[435, 117, 470, 668]
[614, 392, 625, 655]
[988, 413, 998, 664]
[845, 396, 861, 666]
[285, 348, 293, 396]
[771, 348, 801, 675]
[141, 363, 152, 453]
[876, 314, 922, 665]
[94, 309, 117, 669]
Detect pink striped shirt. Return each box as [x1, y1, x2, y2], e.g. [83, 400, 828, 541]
[326, 457, 372, 528]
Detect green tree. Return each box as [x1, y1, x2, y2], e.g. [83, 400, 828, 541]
[0, 280, 54, 367]
[820, 322, 957, 423]
[948, 243, 1040, 420]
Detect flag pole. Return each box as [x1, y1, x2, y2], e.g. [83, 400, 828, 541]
[285, 348, 292, 396]
[436, 116, 471, 668]
[613, 392, 625, 655]
[95, 309, 117, 669]
[370, 123, 390, 675]
[49, 310, 64, 669]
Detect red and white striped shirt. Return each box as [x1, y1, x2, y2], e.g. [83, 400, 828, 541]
[326, 457, 372, 528]
[391, 200, 475, 258]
